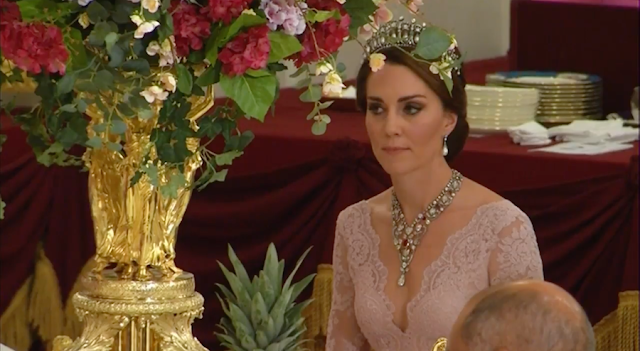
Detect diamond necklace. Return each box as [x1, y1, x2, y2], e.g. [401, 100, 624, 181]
[391, 169, 463, 287]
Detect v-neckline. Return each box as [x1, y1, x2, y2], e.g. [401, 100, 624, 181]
[359, 199, 508, 335]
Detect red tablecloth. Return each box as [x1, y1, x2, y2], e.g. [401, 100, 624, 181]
[1, 89, 637, 350]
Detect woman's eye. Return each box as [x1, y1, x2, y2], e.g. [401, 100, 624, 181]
[404, 104, 422, 115]
[367, 105, 384, 114]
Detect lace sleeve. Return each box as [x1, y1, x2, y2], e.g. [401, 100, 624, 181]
[488, 210, 544, 285]
[326, 212, 368, 351]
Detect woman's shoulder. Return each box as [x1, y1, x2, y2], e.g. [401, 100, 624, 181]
[461, 179, 532, 232]
[336, 189, 392, 227]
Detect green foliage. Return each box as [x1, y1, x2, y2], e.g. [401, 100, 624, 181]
[342, 0, 378, 38]
[413, 27, 452, 60]
[216, 243, 315, 351]
[0, 0, 385, 218]
[220, 73, 277, 121]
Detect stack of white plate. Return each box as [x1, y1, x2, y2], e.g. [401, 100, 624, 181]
[486, 71, 603, 124]
[465, 84, 539, 133]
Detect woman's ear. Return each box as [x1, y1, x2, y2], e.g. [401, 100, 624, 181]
[444, 111, 458, 136]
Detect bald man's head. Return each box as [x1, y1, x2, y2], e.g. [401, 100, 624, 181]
[448, 281, 595, 351]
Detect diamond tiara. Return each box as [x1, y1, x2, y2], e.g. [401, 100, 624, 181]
[362, 17, 463, 93]
[363, 17, 430, 58]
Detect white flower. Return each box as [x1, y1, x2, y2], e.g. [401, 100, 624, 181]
[336, 0, 345, 4]
[158, 72, 177, 93]
[322, 71, 345, 97]
[134, 20, 160, 39]
[448, 36, 458, 52]
[130, 14, 144, 26]
[140, 85, 169, 103]
[78, 12, 91, 28]
[146, 37, 177, 66]
[429, 62, 452, 79]
[369, 53, 386, 72]
[315, 61, 333, 76]
[78, 0, 93, 6]
[142, 0, 160, 13]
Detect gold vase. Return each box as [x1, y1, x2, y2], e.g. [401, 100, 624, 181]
[53, 84, 214, 351]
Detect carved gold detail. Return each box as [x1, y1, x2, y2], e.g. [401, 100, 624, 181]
[82, 85, 213, 280]
[54, 270, 207, 351]
[432, 337, 447, 351]
[51, 78, 214, 350]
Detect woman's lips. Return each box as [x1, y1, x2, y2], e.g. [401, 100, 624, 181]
[382, 146, 409, 154]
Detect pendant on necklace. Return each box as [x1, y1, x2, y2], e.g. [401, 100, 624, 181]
[398, 274, 406, 287]
[391, 170, 463, 287]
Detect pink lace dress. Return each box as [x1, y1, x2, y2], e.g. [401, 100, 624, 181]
[326, 200, 544, 351]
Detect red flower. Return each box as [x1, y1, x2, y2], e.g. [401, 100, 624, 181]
[0, 0, 21, 32]
[218, 25, 271, 76]
[203, 0, 252, 24]
[290, 0, 350, 67]
[1, 22, 69, 75]
[171, 1, 211, 57]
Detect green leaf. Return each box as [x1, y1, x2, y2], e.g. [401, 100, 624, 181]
[413, 26, 452, 60]
[77, 99, 88, 113]
[215, 150, 243, 166]
[160, 173, 187, 198]
[60, 104, 77, 113]
[157, 13, 174, 43]
[311, 120, 327, 135]
[289, 65, 308, 78]
[223, 14, 267, 43]
[65, 28, 88, 70]
[121, 59, 151, 75]
[93, 123, 108, 133]
[442, 72, 454, 95]
[224, 131, 254, 152]
[176, 64, 193, 95]
[107, 43, 127, 68]
[299, 85, 322, 102]
[88, 22, 112, 46]
[219, 73, 277, 121]
[267, 32, 302, 63]
[17, 0, 76, 21]
[95, 70, 115, 91]
[111, 120, 127, 134]
[342, 0, 378, 38]
[305, 9, 339, 23]
[195, 65, 220, 87]
[105, 32, 119, 52]
[75, 81, 99, 93]
[86, 1, 110, 22]
[56, 74, 76, 96]
[86, 136, 103, 149]
[138, 108, 155, 120]
[227, 245, 254, 294]
[107, 141, 123, 152]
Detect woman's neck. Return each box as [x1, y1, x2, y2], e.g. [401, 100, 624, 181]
[390, 157, 453, 223]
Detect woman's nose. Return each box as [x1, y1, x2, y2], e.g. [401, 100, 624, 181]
[384, 112, 402, 136]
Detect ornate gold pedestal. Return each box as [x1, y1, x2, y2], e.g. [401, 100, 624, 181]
[51, 77, 215, 351]
[54, 270, 207, 351]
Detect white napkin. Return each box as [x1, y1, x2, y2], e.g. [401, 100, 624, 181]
[530, 142, 635, 155]
[548, 120, 639, 144]
[507, 121, 552, 146]
[1, 344, 16, 351]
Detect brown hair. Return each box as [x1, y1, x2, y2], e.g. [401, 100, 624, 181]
[355, 47, 469, 163]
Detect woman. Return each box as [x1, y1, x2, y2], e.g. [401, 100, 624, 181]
[326, 21, 544, 351]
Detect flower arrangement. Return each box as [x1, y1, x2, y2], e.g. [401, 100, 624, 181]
[0, 0, 461, 220]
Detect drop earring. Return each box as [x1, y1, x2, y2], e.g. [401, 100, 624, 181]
[442, 135, 449, 157]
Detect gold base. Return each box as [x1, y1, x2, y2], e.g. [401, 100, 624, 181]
[53, 269, 208, 351]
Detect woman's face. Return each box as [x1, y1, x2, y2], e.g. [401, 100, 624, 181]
[364, 63, 457, 176]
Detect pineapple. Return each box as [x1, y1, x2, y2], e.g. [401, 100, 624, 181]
[216, 243, 315, 351]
